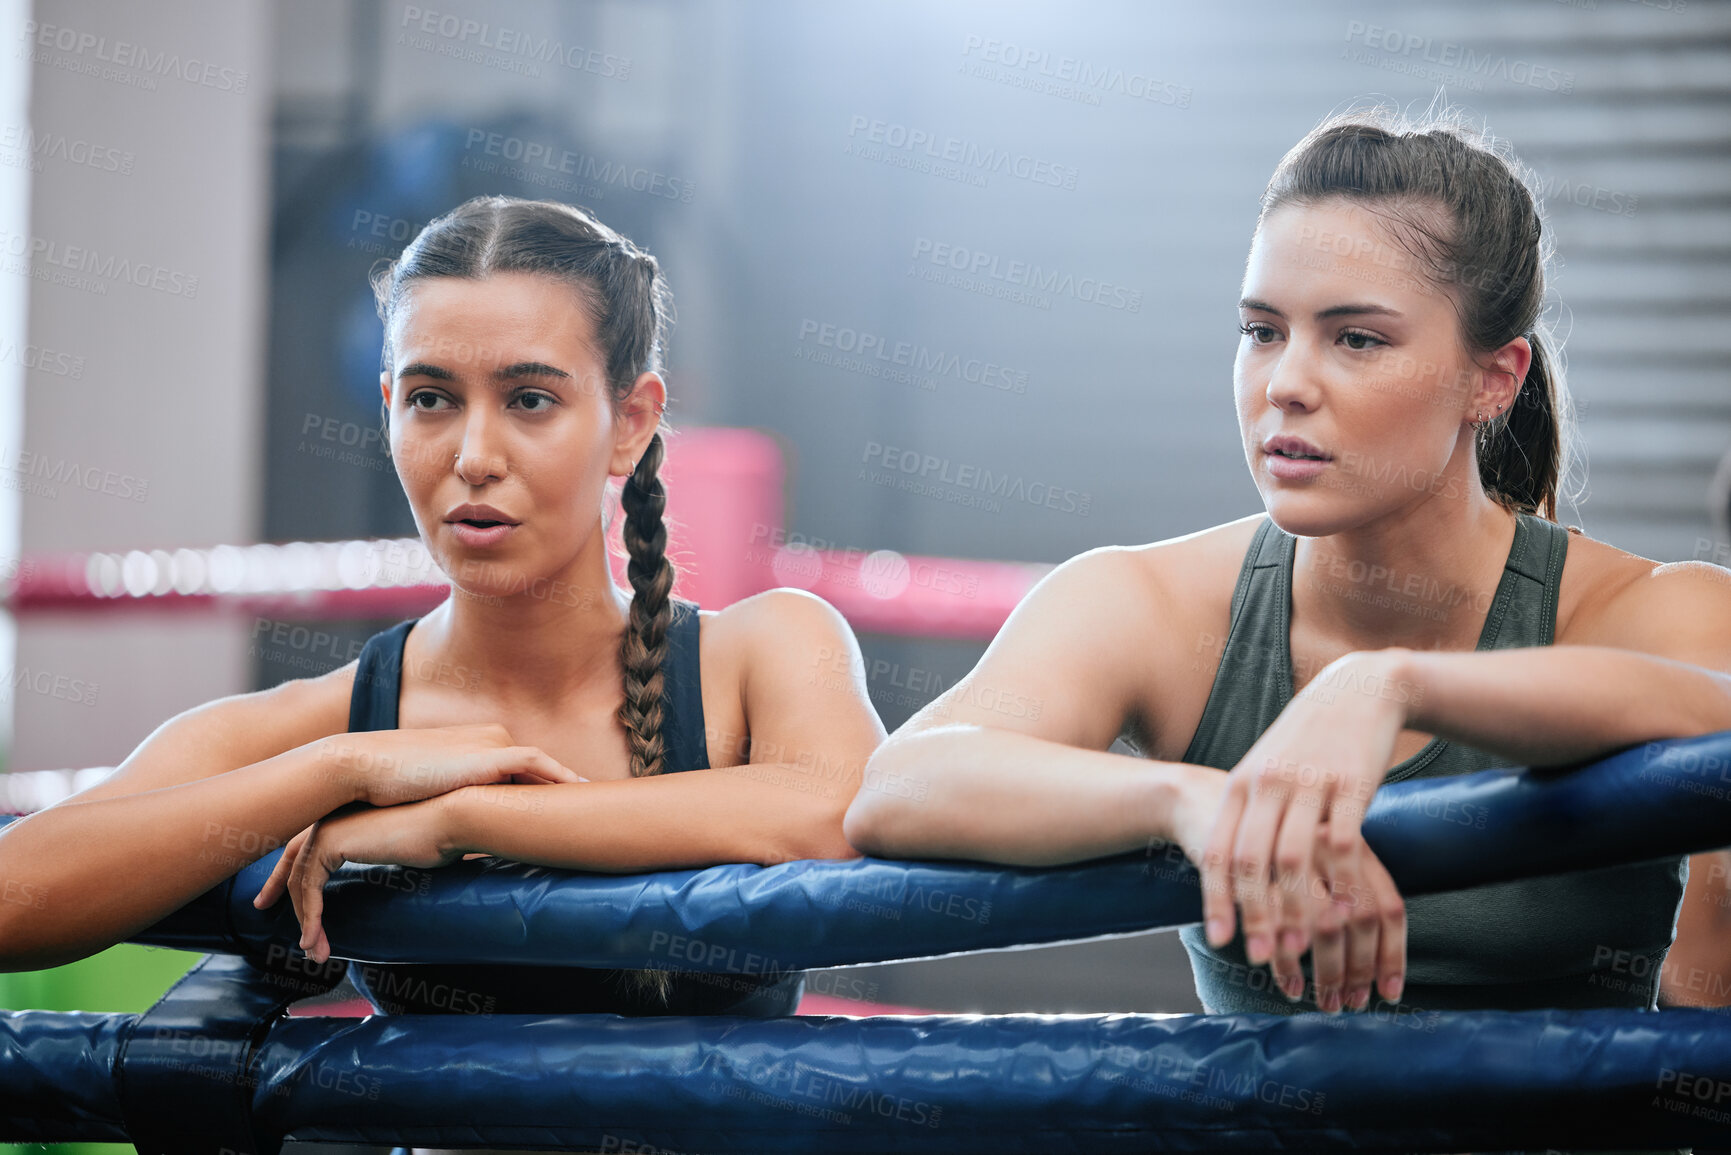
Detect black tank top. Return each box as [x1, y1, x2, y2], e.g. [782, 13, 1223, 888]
[1176, 514, 1688, 1015]
[342, 598, 804, 1017]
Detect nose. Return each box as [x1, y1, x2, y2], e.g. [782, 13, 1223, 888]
[1263, 338, 1322, 415]
[454, 414, 506, 485]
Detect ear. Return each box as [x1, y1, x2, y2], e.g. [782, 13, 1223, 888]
[1471, 336, 1531, 423]
[611, 371, 667, 478]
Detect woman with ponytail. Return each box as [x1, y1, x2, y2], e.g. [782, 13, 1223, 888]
[0, 197, 883, 1026]
[847, 107, 1731, 1023]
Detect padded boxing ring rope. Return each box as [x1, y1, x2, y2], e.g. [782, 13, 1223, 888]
[3, 731, 1731, 1152]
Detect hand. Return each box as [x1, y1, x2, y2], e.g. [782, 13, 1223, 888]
[251, 798, 459, 964]
[1199, 651, 1412, 1010]
[314, 723, 583, 808]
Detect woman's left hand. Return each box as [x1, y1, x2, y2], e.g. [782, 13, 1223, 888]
[1198, 650, 1414, 1010]
[251, 798, 461, 964]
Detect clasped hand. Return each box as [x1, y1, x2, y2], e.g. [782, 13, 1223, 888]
[253, 724, 582, 964]
[1195, 653, 1412, 1012]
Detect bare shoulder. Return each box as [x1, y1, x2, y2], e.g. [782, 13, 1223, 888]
[698, 588, 858, 679]
[1559, 527, 1731, 671]
[695, 588, 868, 726]
[1120, 513, 1265, 604]
[696, 589, 883, 769]
[76, 662, 357, 803]
[889, 515, 1263, 756]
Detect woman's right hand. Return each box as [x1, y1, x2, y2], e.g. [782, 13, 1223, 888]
[1170, 761, 1405, 1013]
[313, 724, 585, 807]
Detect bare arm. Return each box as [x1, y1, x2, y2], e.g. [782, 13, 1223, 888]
[842, 547, 1221, 867]
[0, 674, 356, 971]
[1389, 562, 1731, 762]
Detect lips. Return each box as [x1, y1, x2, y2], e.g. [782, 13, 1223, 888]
[1260, 433, 1333, 482]
[444, 504, 521, 528]
[1262, 434, 1331, 462]
[443, 504, 520, 548]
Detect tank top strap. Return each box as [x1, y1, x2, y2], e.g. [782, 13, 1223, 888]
[1180, 517, 1295, 769]
[1480, 512, 1570, 650]
[660, 599, 710, 773]
[347, 619, 417, 732]
[344, 603, 710, 773]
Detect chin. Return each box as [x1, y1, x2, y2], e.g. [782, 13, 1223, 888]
[1259, 490, 1373, 539]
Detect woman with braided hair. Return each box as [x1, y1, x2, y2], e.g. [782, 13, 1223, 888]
[0, 197, 884, 1026]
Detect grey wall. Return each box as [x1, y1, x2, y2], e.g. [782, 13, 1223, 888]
[13, 0, 271, 771]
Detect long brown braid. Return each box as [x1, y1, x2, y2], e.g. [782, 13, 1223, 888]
[618, 428, 674, 777]
[373, 196, 679, 1005]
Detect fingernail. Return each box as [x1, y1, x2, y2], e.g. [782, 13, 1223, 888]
[1279, 929, 1304, 956]
[1384, 976, 1403, 1004]
[1281, 976, 1304, 1001]
[1205, 918, 1229, 945]
[1246, 934, 1270, 963]
[1320, 988, 1341, 1014]
[1349, 986, 1370, 1011]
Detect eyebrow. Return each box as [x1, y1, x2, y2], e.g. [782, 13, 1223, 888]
[1238, 298, 1404, 321]
[397, 360, 573, 382]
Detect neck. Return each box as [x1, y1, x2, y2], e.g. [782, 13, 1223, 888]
[1292, 478, 1520, 652]
[417, 531, 640, 710]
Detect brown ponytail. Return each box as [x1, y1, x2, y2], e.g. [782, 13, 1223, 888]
[1259, 107, 1580, 521]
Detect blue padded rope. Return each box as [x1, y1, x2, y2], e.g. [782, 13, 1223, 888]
[0, 730, 1728, 1151]
[5, 1004, 1731, 1151]
[98, 729, 1731, 970]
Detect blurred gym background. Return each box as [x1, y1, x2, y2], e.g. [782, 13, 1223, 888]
[2, 4, 1729, 1144]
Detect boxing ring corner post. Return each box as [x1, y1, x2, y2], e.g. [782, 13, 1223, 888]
[0, 729, 1729, 1152]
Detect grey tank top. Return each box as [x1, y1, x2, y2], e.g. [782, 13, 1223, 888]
[1177, 513, 1688, 1015]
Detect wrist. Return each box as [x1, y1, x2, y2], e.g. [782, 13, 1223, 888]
[305, 734, 367, 806]
[1369, 646, 1422, 728]
[1138, 761, 1210, 865]
[1333, 648, 1420, 730]
[430, 788, 475, 858]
